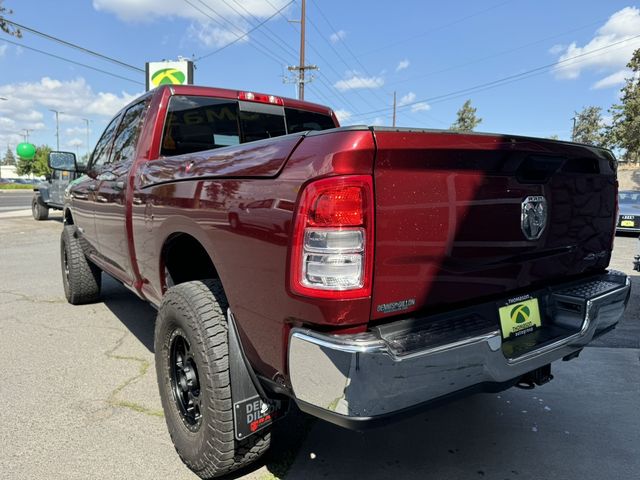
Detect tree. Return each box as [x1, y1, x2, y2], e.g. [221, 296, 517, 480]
[0, 1, 21, 37]
[605, 48, 640, 163]
[450, 99, 482, 132]
[16, 145, 51, 177]
[2, 145, 16, 165]
[572, 106, 605, 146]
[33, 145, 52, 176]
[548, 134, 560, 140]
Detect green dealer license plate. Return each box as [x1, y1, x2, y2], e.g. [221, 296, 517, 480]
[498, 296, 542, 340]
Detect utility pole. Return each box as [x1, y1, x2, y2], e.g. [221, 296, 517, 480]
[571, 116, 577, 141]
[286, 0, 317, 100]
[298, 0, 307, 100]
[392, 91, 397, 127]
[82, 118, 91, 157]
[49, 109, 62, 150]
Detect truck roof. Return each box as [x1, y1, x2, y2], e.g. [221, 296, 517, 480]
[155, 84, 334, 116]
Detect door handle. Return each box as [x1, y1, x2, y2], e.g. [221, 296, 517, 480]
[88, 183, 97, 191]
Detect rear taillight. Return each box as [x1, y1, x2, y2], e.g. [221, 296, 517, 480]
[290, 175, 374, 299]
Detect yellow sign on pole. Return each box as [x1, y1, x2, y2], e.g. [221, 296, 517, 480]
[145, 60, 194, 91]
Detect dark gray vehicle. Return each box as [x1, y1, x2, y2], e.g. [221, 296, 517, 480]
[616, 190, 640, 233]
[32, 169, 78, 220]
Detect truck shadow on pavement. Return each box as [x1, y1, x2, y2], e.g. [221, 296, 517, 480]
[94, 271, 640, 480]
[101, 275, 156, 352]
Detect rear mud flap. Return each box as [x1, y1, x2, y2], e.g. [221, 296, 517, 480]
[227, 309, 283, 440]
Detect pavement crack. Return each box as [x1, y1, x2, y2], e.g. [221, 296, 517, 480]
[105, 332, 164, 418]
[0, 289, 67, 304]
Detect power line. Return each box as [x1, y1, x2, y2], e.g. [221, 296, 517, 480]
[356, 0, 517, 58]
[1, 19, 144, 73]
[385, 16, 609, 88]
[255, 0, 364, 114]
[307, 0, 425, 126]
[0, 38, 144, 86]
[228, 0, 298, 58]
[194, 1, 294, 62]
[186, 0, 291, 66]
[349, 33, 640, 120]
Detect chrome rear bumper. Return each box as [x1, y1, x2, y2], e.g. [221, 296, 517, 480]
[288, 271, 630, 424]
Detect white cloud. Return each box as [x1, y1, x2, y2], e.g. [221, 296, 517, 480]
[553, 7, 640, 80]
[333, 109, 352, 123]
[411, 102, 431, 113]
[396, 59, 410, 72]
[334, 74, 384, 92]
[0, 76, 139, 148]
[67, 138, 84, 148]
[330, 30, 347, 44]
[13, 110, 44, 123]
[371, 117, 386, 126]
[66, 126, 89, 136]
[188, 21, 247, 48]
[398, 92, 416, 106]
[93, 0, 291, 49]
[0, 45, 7, 58]
[548, 44, 565, 55]
[396, 92, 430, 112]
[93, 0, 290, 22]
[592, 69, 630, 89]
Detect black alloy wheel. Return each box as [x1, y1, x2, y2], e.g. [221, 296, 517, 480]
[169, 329, 202, 431]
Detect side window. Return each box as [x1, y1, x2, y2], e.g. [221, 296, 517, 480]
[284, 108, 336, 133]
[161, 96, 240, 157]
[110, 99, 150, 165]
[90, 114, 122, 170]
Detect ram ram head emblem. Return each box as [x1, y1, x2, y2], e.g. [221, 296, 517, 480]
[521, 196, 547, 240]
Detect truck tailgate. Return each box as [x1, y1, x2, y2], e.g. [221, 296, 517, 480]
[371, 128, 617, 320]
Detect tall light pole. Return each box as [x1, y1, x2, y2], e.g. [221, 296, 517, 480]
[82, 118, 91, 158]
[0, 97, 6, 177]
[49, 109, 63, 150]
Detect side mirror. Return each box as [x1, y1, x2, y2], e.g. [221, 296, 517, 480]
[48, 151, 78, 172]
[44, 173, 52, 182]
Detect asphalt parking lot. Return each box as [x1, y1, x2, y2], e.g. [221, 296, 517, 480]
[0, 190, 33, 213]
[0, 212, 638, 480]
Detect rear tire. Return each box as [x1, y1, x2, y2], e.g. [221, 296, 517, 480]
[60, 225, 101, 304]
[155, 280, 270, 479]
[32, 196, 49, 221]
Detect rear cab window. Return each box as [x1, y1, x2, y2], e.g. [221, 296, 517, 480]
[160, 95, 336, 157]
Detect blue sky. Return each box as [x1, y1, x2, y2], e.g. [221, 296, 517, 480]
[1, 0, 639, 155]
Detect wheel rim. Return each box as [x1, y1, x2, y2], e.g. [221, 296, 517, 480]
[62, 247, 70, 284]
[169, 329, 203, 431]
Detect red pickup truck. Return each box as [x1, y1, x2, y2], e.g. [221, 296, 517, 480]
[50, 85, 630, 478]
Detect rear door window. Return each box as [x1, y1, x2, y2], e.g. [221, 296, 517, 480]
[90, 114, 122, 170]
[110, 99, 150, 165]
[161, 96, 240, 156]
